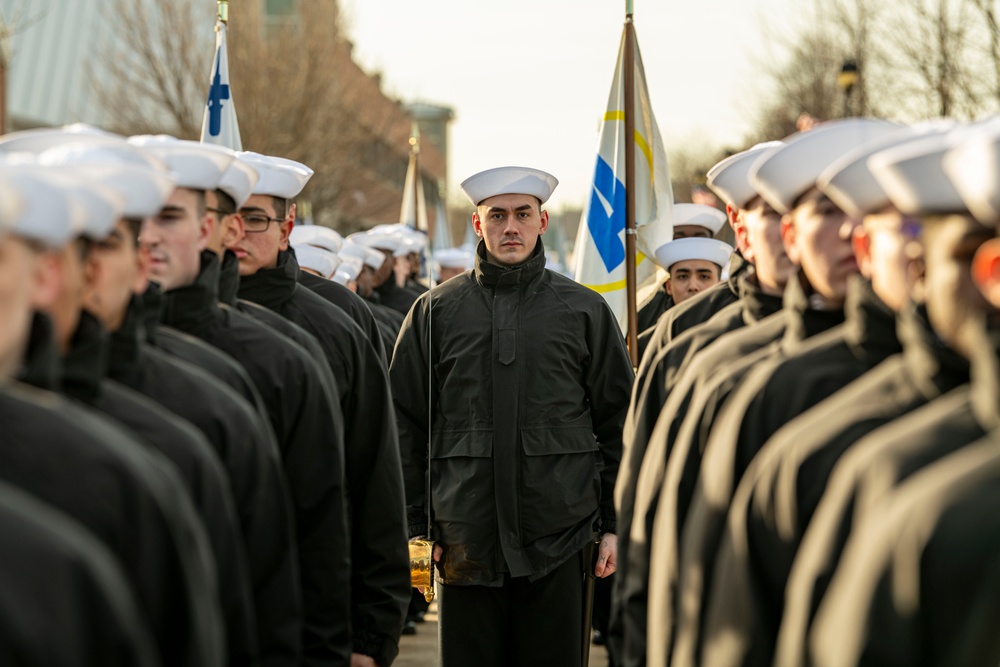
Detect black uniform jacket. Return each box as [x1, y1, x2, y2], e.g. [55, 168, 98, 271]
[810, 430, 1000, 667]
[637, 284, 674, 337]
[773, 310, 969, 666]
[774, 328, 983, 667]
[669, 272, 845, 667]
[614, 271, 782, 666]
[25, 313, 258, 667]
[390, 239, 633, 586]
[142, 284, 265, 414]
[698, 279, 905, 667]
[110, 297, 303, 667]
[5, 320, 222, 667]
[239, 250, 410, 667]
[0, 480, 159, 667]
[160, 252, 352, 667]
[374, 278, 419, 316]
[294, 262, 389, 364]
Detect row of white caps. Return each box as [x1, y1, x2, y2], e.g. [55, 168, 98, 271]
[0, 123, 314, 247]
[705, 116, 1000, 227]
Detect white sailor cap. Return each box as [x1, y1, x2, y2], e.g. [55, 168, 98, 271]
[434, 247, 474, 270]
[942, 119, 1000, 226]
[394, 236, 422, 258]
[218, 160, 260, 209]
[349, 231, 401, 254]
[339, 241, 386, 270]
[0, 123, 123, 154]
[869, 127, 976, 216]
[35, 141, 176, 220]
[47, 168, 127, 241]
[0, 163, 86, 247]
[654, 237, 734, 273]
[333, 255, 364, 284]
[818, 122, 957, 218]
[706, 141, 783, 209]
[290, 224, 344, 254]
[460, 166, 558, 206]
[236, 151, 313, 199]
[371, 223, 428, 249]
[128, 135, 235, 192]
[0, 179, 24, 235]
[292, 243, 340, 279]
[673, 203, 727, 234]
[751, 118, 903, 214]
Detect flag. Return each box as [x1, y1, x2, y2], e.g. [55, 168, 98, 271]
[399, 150, 428, 232]
[571, 28, 673, 332]
[200, 21, 242, 150]
[432, 199, 453, 252]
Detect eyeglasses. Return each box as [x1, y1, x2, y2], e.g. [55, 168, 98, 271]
[243, 214, 285, 233]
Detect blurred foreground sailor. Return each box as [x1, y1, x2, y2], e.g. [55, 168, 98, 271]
[390, 166, 633, 666]
[0, 163, 223, 667]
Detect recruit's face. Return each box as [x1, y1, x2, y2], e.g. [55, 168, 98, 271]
[356, 265, 375, 298]
[782, 188, 860, 304]
[372, 249, 394, 288]
[84, 219, 148, 332]
[666, 259, 721, 305]
[856, 209, 921, 313]
[473, 193, 548, 267]
[0, 235, 45, 381]
[141, 188, 210, 291]
[234, 195, 292, 276]
[673, 225, 713, 240]
[922, 214, 994, 358]
[203, 190, 230, 256]
[740, 195, 793, 294]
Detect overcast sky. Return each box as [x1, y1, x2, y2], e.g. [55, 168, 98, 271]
[341, 0, 795, 210]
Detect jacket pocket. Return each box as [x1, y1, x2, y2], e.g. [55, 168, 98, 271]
[520, 426, 601, 542]
[429, 431, 494, 563]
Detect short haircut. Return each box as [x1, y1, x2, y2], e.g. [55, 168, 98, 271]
[192, 189, 207, 218]
[272, 196, 288, 220]
[214, 189, 237, 216]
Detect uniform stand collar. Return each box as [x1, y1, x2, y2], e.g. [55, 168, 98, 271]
[842, 277, 903, 364]
[474, 237, 547, 289]
[160, 250, 223, 336]
[237, 248, 299, 310]
[217, 249, 241, 307]
[107, 296, 146, 380]
[781, 268, 846, 347]
[61, 311, 109, 405]
[17, 313, 61, 391]
[898, 301, 970, 399]
[738, 269, 784, 325]
[970, 327, 1000, 432]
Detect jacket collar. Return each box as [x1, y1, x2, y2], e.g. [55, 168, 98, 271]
[841, 277, 903, 364]
[107, 296, 147, 380]
[237, 248, 299, 310]
[17, 313, 61, 391]
[898, 301, 970, 400]
[970, 326, 1000, 432]
[473, 237, 547, 289]
[60, 311, 109, 405]
[218, 249, 241, 307]
[160, 250, 223, 336]
[781, 268, 846, 347]
[738, 268, 784, 326]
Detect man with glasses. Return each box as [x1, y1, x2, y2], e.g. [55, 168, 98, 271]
[130, 135, 355, 666]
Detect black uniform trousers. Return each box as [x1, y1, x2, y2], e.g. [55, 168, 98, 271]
[439, 549, 585, 667]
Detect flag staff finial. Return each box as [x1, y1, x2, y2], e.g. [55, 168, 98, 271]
[625, 0, 634, 18]
[218, 0, 229, 25]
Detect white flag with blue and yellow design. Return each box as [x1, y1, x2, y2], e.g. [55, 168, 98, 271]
[572, 28, 673, 331]
[200, 21, 243, 150]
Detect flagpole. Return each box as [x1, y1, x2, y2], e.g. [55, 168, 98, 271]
[218, 0, 229, 25]
[623, 2, 639, 368]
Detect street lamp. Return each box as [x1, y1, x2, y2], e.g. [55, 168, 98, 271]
[838, 60, 859, 118]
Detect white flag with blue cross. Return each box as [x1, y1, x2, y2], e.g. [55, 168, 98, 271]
[200, 21, 242, 150]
